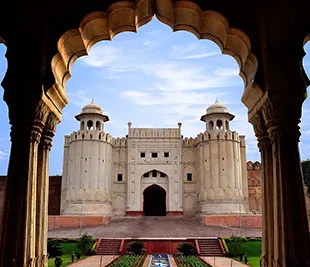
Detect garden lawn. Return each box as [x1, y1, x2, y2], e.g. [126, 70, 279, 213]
[233, 241, 261, 267]
[48, 242, 87, 267]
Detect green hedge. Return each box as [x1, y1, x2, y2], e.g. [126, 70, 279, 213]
[173, 255, 211, 267]
[107, 254, 146, 267]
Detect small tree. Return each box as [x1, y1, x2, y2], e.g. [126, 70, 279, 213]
[77, 233, 94, 256]
[126, 241, 145, 255]
[177, 243, 197, 256]
[47, 239, 64, 259]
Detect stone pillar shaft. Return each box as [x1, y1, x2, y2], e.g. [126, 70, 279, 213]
[35, 123, 55, 267]
[269, 123, 310, 266]
[0, 123, 42, 267]
[258, 136, 274, 267]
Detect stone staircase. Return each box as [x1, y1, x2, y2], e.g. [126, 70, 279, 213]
[95, 239, 121, 255]
[197, 239, 224, 256]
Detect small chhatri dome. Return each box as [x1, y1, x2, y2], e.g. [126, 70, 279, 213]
[81, 99, 104, 115]
[75, 99, 109, 122]
[200, 98, 234, 122]
[206, 99, 228, 114]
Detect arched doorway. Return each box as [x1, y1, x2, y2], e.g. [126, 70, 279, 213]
[143, 184, 166, 216]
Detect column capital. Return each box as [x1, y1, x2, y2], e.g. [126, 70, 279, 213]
[9, 100, 51, 144]
[249, 112, 268, 141]
[41, 113, 60, 150]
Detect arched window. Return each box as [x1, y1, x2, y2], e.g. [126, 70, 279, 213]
[216, 120, 223, 129]
[96, 121, 101, 131]
[208, 121, 214, 130]
[81, 121, 85, 130]
[87, 120, 94, 130]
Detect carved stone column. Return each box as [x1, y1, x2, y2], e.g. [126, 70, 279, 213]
[35, 113, 58, 267]
[0, 101, 49, 267]
[250, 113, 273, 267]
[264, 107, 310, 267]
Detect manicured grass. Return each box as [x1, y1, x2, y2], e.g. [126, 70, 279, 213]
[233, 241, 262, 267]
[48, 243, 87, 267]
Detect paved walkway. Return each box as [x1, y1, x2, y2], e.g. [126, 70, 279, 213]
[67, 255, 116, 266]
[142, 255, 151, 267]
[49, 217, 261, 238]
[203, 256, 249, 267]
[168, 255, 178, 267]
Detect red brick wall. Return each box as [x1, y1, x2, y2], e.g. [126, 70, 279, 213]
[48, 176, 62, 215]
[123, 239, 195, 254]
[200, 215, 262, 228]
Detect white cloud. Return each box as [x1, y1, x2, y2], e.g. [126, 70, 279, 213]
[183, 52, 220, 59]
[139, 62, 238, 91]
[82, 46, 121, 67]
[67, 90, 92, 108]
[0, 150, 8, 161]
[214, 67, 239, 77]
[121, 90, 229, 106]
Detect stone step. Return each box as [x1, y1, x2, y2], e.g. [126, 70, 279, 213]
[95, 239, 121, 255]
[197, 239, 224, 257]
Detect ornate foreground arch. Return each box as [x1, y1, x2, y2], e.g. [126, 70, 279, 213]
[52, 0, 258, 97]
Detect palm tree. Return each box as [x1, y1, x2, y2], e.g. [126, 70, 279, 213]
[77, 233, 94, 256]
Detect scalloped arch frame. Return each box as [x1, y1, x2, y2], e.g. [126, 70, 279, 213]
[52, 0, 258, 102]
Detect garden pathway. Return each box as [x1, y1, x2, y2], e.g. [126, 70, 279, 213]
[203, 256, 249, 267]
[168, 255, 178, 267]
[67, 255, 116, 266]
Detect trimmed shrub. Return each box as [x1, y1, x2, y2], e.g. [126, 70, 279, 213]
[47, 240, 64, 259]
[54, 257, 63, 267]
[126, 241, 145, 255]
[177, 243, 197, 256]
[225, 236, 244, 257]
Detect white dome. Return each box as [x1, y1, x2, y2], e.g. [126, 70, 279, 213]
[81, 99, 103, 115]
[206, 99, 228, 114]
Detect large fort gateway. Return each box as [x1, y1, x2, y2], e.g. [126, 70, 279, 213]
[61, 100, 248, 217]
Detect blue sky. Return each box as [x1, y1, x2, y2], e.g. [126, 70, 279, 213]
[0, 18, 310, 175]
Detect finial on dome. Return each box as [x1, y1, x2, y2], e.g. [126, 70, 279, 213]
[215, 97, 219, 103]
[91, 98, 94, 103]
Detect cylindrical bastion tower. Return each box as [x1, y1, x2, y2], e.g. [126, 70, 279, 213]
[61, 100, 113, 216]
[197, 100, 248, 214]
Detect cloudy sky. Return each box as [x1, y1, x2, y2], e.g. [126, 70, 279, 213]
[0, 18, 309, 174]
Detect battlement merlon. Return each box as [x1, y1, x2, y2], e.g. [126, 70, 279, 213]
[127, 123, 182, 139]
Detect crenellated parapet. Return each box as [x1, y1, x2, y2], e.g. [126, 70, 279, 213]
[182, 137, 198, 147]
[112, 137, 127, 147]
[128, 128, 181, 138]
[193, 130, 241, 145]
[69, 130, 113, 143]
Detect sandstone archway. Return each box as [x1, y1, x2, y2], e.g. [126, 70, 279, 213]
[143, 184, 166, 216]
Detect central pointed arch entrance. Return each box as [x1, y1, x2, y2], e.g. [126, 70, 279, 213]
[143, 184, 166, 216]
